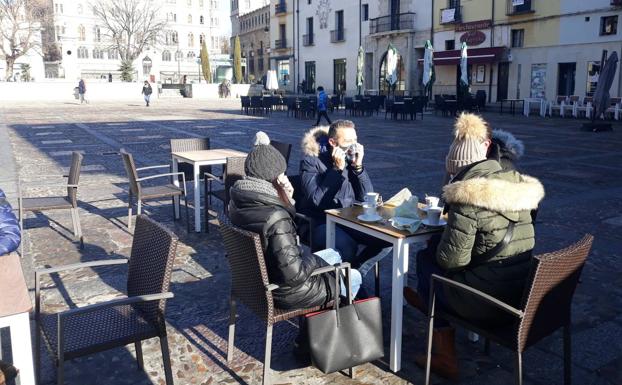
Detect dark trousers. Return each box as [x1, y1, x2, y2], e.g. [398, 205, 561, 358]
[312, 223, 390, 268]
[315, 110, 332, 126]
[416, 236, 449, 327]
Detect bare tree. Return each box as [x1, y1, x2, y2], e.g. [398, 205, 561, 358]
[91, 0, 167, 81]
[0, 0, 46, 81]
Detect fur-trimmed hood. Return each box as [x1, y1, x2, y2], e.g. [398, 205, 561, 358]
[443, 173, 544, 212]
[491, 129, 524, 161]
[301, 126, 330, 157]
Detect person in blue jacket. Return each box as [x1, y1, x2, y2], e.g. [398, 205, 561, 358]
[299, 120, 390, 267]
[315, 86, 332, 126]
[0, 188, 20, 256]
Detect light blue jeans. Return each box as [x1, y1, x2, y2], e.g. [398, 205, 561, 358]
[314, 248, 362, 299]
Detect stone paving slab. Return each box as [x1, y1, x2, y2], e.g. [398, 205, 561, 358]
[1, 99, 621, 385]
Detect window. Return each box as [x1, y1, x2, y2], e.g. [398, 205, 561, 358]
[78, 25, 86, 41]
[188, 33, 194, 46]
[93, 48, 104, 59]
[94, 26, 101, 42]
[172, 31, 178, 43]
[175, 50, 183, 60]
[362, 4, 369, 21]
[258, 57, 264, 71]
[445, 39, 455, 50]
[77, 4, 83, 14]
[199, 33, 205, 44]
[448, 0, 459, 8]
[188, 14, 192, 23]
[108, 48, 118, 60]
[586, 61, 600, 96]
[199, 0, 204, 6]
[600, 15, 618, 35]
[200, 15, 204, 24]
[162, 50, 171, 61]
[308, 0, 311, 4]
[511, 29, 524, 47]
[187, 0, 191, 5]
[187, 51, 196, 59]
[77, 46, 88, 58]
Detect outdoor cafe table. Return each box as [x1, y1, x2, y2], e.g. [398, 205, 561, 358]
[171, 149, 247, 232]
[500, 99, 525, 116]
[0, 253, 36, 385]
[523, 98, 546, 117]
[325, 205, 443, 372]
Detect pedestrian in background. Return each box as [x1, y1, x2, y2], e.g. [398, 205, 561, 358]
[314, 86, 331, 126]
[141, 81, 153, 107]
[78, 78, 88, 104]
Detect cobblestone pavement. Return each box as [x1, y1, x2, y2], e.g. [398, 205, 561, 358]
[1, 98, 621, 385]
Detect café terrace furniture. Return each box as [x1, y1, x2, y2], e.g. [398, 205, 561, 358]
[324, 204, 443, 372]
[500, 99, 525, 116]
[170, 138, 213, 208]
[548, 96, 568, 117]
[423, 234, 594, 385]
[523, 98, 547, 117]
[0, 253, 36, 385]
[219, 220, 345, 385]
[18, 151, 84, 256]
[269, 140, 292, 167]
[572, 96, 593, 119]
[202, 155, 246, 225]
[171, 149, 246, 232]
[35, 215, 178, 385]
[121, 149, 189, 231]
[604, 97, 622, 120]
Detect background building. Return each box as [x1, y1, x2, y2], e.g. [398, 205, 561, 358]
[230, 1, 270, 83]
[269, 0, 295, 92]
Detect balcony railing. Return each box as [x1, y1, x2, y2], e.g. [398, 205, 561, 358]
[369, 12, 415, 34]
[303, 33, 314, 46]
[612, 0, 622, 6]
[440, 6, 462, 24]
[274, 39, 287, 49]
[275, 2, 286, 14]
[507, 0, 534, 15]
[330, 29, 345, 43]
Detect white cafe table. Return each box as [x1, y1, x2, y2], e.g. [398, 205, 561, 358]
[0, 253, 36, 385]
[325, 205, 443, 372]
[171, 149, 247, 232]
[523, 98, 546, 117]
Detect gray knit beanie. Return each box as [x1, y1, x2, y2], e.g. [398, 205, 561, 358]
[445, 113, 491, 175]
[244, 131, 287, 182]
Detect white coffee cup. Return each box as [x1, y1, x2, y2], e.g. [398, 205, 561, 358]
[425, 196, 440, 209]
[427, 207, 442, 225]
[365, 192, 379, 206]
[363, 203, 376, 217]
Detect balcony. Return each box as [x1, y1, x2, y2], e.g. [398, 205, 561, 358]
[303, 33, 314, 46]
[274, 39, 287, 49]
[507, 0, 534, 15]
[440, 6, 462, 24]
[275, 2, 286, 15]
[612, 0, 622, 6]
[369, 12, 415, 34]
[330, 29, 345, 43]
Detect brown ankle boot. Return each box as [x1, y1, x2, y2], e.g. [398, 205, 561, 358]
[415, 327, 459, 381]
[0, 360, 18, 385]
[403, 286, 427, 314]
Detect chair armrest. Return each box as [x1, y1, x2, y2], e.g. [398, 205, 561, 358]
[266, 284, 280, 292]
[204, 171, 223, 183]
[136, 164, 170, 172]
[137, 172, 186, 194]
[431, 274, 523, 317]
[295, 212, 312, 223]
[19, 183, 78, 191]
[19, 174, 68, 182]
[310, 262, 351, 277]
[59, 292, 174, 318]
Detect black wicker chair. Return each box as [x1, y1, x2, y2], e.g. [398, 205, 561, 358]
[35, 215, 179, 385]
[424, 235, 594, 385]
[269, 140, 292, 167]
[204, 156, 246, 221]
[18, 151, 84, 255]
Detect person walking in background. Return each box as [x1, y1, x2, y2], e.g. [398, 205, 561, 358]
[314, 86, 332, 126]
[1, 187, 21, 385]
[78, 78, 87, 104]
[141, 81, 153, 107]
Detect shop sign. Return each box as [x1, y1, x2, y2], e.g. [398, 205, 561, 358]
[455, 19, 492, 32]
[459, 30, 486, 46]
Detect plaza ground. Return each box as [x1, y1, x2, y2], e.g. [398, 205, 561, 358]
[1, 99, 621, 385]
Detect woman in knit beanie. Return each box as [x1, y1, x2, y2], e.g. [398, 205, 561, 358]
[445, 113, 492, 178]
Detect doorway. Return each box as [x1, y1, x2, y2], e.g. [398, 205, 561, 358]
[333, 58, 346, 95]
[497, 62, 509, 101]
[557, 62, 576, 96]
[305, 61, 316, 93]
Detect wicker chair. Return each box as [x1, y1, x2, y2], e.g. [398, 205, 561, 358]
[120, 149, 189, 231]
[204, 156, 246, 221]
[219, 220, 343, 385]
[269, 140, 292, 167]
[35, 215, 179, 385]
[423, 234, 594, 385]
[18, 151, 84, 255]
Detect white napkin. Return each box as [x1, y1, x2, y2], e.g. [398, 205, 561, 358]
[384, 188, 412, 207]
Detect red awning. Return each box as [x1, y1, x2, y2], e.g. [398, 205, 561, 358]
[418, 46, 507, 66]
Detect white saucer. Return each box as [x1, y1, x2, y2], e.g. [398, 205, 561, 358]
[421, 206, 443, 212]
[357, 213, 383, 223]
[422, 218, 447, 227]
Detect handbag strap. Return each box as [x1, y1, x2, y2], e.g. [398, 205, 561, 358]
[332, 263, 355, 327]
[477, 220, 516, 262]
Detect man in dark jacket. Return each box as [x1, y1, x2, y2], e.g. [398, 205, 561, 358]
[315, 86, 331, 126]
[404, 114, 545, 379]
[229, 133, 338, 310]
[299, 120, 390, 267]
[1, 187, 20, 384]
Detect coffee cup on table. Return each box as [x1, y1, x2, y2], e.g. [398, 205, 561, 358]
[425, 196, 440, 209]
[365, 192, 379, 207]
[427, 207, 442, 225]
[363, 203, 376, 217]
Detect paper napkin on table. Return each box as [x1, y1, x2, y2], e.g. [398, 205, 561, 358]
[384, 188, 413, 207]
[393, 196, 421, 219]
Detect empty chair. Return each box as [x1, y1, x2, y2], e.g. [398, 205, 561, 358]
[563, 96, 581, 118]
[204, 156, 246, 219]
[548, 96, 568, 117]
[250, 96, 263, 115]
[423, 234, 594, 385]
[604, 97, 622, 120]
[261, 96, 273, 115]
[269, 140, 292, 167]
[409, 100, 425, 120]
[35, 215, 179, 385]
[120, 149, 189, 231]
[18, 151, 84, 255]
[240, 96, 250, 114]
[573, 96, 593, 119]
